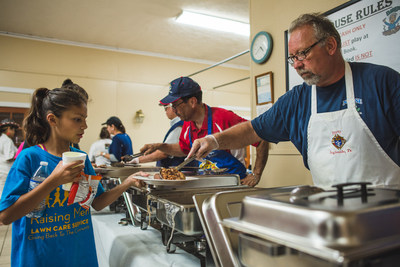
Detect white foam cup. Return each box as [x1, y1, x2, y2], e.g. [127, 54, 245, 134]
[62, 151, 86, 191]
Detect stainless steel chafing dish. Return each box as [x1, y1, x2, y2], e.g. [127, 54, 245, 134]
[194, 186, 296, 267]
[97, 165, 202, 179]
[121, 172, 247, 266]
[98, 166, 162, 178]
[152, 186, 244, 236]
[201, 182, 400, 266]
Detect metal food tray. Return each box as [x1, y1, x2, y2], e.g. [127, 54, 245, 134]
[194, 186, 294, 267]
[102, 166, 162, 178]
[93, 167, 111, 174]
[133, 174, 240, 188]
[151, 185, 246, 236]
[222, 187, 400, 263]
[152, 192, 203, 236]
[133, 175, 199, 186]
[101, 166, 204, 179]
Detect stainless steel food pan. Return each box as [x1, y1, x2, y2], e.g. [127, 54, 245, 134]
[196, 186, 295, 267]
[103, 166, 161, 178]
[223, 187, 400, 263]
[151, 186, 246, 236]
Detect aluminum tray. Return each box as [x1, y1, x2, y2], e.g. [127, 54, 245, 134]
[102, 166, 161, 178]
[195, 186, 295, 267]
[102, 166, 201, 179]
[223, 187, 400, 263]
[151, 186, 247, 236]
[133, 175, 199, 186]
[133, 174, 240, 189]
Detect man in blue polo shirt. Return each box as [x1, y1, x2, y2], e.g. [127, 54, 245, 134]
[187, 13, 400, 189]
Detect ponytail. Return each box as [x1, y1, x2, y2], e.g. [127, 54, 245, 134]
[24, 88, 51, 145]
[118, 124, 126, 134]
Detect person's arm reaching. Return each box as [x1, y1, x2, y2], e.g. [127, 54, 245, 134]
[129, 150, 169, 164]
[140, 143, 186, 157]
[91, 171, 149, 211]
[188, 121, 261, 159]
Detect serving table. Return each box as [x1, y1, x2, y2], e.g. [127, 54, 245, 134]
[92, 208, 199, 267]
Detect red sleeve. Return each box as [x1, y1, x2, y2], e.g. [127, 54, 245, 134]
[179, 122, 191, 154]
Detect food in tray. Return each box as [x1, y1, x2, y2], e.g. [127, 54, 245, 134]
[160, 167, 186, 180]
[199, 159, 219, 170]
[111, 162, 125, 167]
[94, 164, 107, 168]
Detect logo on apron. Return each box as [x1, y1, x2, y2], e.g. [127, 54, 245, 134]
[331, 134, 346, 150]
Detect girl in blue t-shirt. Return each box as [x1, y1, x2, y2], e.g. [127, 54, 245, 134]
[0, 83, 146, 267]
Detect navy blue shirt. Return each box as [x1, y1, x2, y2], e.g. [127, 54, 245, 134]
[251, 62, 400, 169]
[109, 133, 133, 161]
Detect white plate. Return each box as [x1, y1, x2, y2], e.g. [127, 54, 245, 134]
[132, 175, 199, 186]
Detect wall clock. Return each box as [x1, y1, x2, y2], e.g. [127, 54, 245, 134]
[250, 31, 273, 64]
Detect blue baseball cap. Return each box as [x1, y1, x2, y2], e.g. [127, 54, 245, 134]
[102, 116, 122, 128]
[159, 77, 201, 105]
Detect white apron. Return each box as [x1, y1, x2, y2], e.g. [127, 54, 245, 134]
[307, 62, 400, 188]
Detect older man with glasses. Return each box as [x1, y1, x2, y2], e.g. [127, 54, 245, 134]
[140, 76, 269, 187]
[187, 13, 400, 189]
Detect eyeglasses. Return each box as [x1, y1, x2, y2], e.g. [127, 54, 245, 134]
[287, 39, 324, 65]
[171, 100, 185, 111]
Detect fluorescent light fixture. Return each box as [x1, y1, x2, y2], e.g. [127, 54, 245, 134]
[176, 10, 249, 36]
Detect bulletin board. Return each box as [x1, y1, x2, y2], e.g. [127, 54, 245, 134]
[285, 0, 400, 91]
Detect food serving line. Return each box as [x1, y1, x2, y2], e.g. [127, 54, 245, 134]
[96, 165, 400, 267]
[97, 164, 246, 266]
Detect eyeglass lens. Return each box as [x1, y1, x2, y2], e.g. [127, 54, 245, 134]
[287, 39, 322, 65]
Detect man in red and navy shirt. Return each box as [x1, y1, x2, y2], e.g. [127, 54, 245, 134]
[140, 77, 269, 186]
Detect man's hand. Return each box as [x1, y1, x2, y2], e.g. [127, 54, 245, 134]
[187, 135, 219, 160]
[240, 173, 261, 187]
[140, 143, 163, 155]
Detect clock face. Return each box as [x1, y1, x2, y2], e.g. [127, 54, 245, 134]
[251, 31, 273, 64]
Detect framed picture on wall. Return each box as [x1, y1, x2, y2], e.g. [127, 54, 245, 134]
[255, 72, 274, 105]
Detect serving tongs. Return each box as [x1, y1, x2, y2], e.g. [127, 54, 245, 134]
[109, 153, 143, 167]
[122, 153, 143, 163]
[174, 155, 196, 171]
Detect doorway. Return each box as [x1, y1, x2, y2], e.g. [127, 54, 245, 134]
[0, 107, 29, 147]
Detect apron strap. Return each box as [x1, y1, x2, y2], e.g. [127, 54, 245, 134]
[163, 120, 184, 143]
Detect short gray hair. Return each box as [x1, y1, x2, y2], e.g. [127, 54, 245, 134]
[289, 13, 341, 49]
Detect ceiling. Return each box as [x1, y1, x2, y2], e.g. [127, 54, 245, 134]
[0, 0, 250, 69]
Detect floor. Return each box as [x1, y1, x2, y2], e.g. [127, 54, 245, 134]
[0, 225, 11, 267]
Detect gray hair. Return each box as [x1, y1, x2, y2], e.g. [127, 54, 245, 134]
[289, 13, 341, 49]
